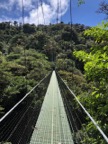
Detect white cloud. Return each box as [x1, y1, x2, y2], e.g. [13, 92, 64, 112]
[0, 0, 37, 11]
[25, 3, 55, 25]
[0, 0, 69, 25]
[9, 0, 36, 10]
[47, 0, 69, 12]
[0, 2, 9, 10]
[25, 3, 54, 25]
[25, 0, 69, 25]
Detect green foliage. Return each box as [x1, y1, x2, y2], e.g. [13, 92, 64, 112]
[56, 58, 75, 71]
[84, 22, 108, 44]
[9, 34, 27, 51]
[0, 22, 91, 114]
[23, 24, 36, 34]
[74, 22, 108, 143]
[58, 70, 87, 95]
[0, 22, 94, 143]
[0, 28, 51, 115]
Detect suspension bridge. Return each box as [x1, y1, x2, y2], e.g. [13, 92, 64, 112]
[0, 70, 108, 144]
[30, 71, 74, 144]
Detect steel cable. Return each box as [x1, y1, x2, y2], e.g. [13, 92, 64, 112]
[40, 0, 45, 25]
[57, 71, 108, 143]
[0, 72, 51, 143]
[57, 75, 81, 143]
[0, 98, 33, 141]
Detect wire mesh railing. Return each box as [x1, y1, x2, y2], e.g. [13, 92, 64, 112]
[56, 71, 108, 144]
[0, 72, 52, 144]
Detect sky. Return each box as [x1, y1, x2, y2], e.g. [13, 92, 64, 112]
[0, 0, 107, 26]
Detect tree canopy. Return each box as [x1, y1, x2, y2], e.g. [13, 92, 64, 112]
[74, 22, 108, 143]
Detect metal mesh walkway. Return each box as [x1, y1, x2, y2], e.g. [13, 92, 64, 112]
[30, 71, 74, 144]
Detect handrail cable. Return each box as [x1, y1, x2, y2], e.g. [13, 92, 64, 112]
[6, 99, 34, 141]
[0, 72, 51, 143]
[72, 104, 90, 139]
[6, 100, 33, 142]
[57, 72, 108, 143]
[57, 72, 84, 143]
[0, 73, 50, 123]
[58, 74, 89, 142]
[0, 100, 28, 132]
[0, 104, 28, 141]
[57, 71, 90, 142]
[59, 81, 80, 143]
[0, 104, 27, 134]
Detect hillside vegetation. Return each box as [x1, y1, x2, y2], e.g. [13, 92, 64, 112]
[0, 22, 90, 113]
[0, 21, 108, 143]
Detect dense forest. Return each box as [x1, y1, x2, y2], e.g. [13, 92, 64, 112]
[0, 20, 108, 143]
[0, 22, 90, 114]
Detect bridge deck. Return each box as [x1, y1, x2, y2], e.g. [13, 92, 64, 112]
[30, 71, 74, 144]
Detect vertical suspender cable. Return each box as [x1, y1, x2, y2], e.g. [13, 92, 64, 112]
[37, 0, 39, 25]
[40, 0, 45, 25]
[70, 0, 73, 29]
[69, 0, 74, 85]
[22, 0, 27, 92]
[57, 0, 60, 24]
[22, 0, 24, 27]
[59, 0, 62, 23]
[70, 0, 73, 55]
